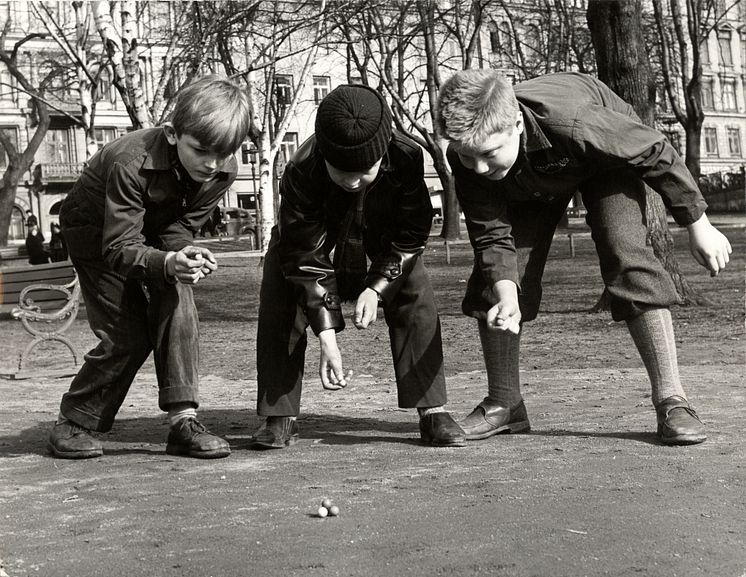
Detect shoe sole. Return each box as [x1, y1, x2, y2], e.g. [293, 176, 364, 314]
[421, 437, 467, 447]
[250, 435, 299, 450]
[47, 441, 103, 459]
[659, 433, 707, 446]
[464, 420, 531, 441]
[165, 445, 231, 459]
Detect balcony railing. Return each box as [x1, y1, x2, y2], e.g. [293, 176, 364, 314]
[37, 162, 85, 183]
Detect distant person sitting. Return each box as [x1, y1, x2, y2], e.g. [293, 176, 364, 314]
[26, 225, 50, 265]
[49, 223, 68, 262]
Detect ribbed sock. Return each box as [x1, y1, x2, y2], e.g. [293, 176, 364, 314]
[478, 320, 522, 407]
[417, 406, 445, 417]
[167, 404, 198, 428]
[626, 308, 686, 406]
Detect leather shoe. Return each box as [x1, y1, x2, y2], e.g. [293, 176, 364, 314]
[460, 399, 531, 440]
[419, 412, 466, 447]
[166, 417, 231, 458]
[656, 396, 706, 445]
[251, 416, 299, 449]
[48, 420, 103, 459]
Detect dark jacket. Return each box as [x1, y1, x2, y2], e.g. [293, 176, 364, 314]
[26, 229, 49, 265]
[59, 127, 237, 280]
[449, 72, 709, 288]
[277, 131, 433, 335]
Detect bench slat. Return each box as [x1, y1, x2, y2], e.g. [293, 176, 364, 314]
[0, 261, 77, 311]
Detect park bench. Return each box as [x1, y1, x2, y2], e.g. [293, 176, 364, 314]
[0, 260, 81, 379]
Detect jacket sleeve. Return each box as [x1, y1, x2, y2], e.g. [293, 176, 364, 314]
[365, 148, 432, 303]
[101, 162, 168, 279]
[449, 147, 520, 290]
[277, 161, 345, 336]
[574, 104, 707, 226]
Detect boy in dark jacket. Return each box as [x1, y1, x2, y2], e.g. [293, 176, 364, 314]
[252, 84, 465, 448]
[436, 70, 732, 445]
[48, 74, 251, 459]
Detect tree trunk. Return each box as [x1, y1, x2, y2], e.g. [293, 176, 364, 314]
[587, 0, 710, 311]
[93, 0, 152, 128]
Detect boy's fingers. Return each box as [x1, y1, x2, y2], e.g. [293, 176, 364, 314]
[691, 249, 707, 269]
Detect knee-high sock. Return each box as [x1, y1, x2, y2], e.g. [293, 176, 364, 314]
[478, 320, 522, 407]
[626, 308, 686, 406]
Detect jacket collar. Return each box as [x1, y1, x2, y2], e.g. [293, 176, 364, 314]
[518, 103, 553, 153]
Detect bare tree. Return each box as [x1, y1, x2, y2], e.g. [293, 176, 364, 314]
[490, 0, 594, 79]
[0, 26, 53, 247]
[587, 0, 710, 306]
[336, 0, 497, 240]
[29, 1, 107, 160]
[92, 0, 153, 128]
[203, 0, 331, 250]
[649, 0, 741, 179]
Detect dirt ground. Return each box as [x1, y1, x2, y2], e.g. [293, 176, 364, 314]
[1, 223, 744, 577]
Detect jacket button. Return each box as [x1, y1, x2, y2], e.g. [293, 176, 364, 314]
[389, 266, 400, 276]
[533, 192, 541, 197]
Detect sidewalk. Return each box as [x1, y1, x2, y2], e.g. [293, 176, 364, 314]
[1, 365, 744, 577]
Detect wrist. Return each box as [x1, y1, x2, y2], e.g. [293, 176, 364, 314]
[164, 251, 178, 282]
[687, 213, 709, 231]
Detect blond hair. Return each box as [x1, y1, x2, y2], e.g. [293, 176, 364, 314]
[170, 74, 251, 155]
[436, 69, 519, 148]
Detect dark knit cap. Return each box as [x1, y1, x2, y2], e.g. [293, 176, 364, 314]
[315, 84, 393, 171]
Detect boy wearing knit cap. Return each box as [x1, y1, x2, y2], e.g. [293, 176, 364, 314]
[252, 84, 465, 448]
[435, 70, 732, 445]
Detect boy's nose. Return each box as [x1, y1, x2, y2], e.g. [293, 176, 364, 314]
[473, 158, 490, 174]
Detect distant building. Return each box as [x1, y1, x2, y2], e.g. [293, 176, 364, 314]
[2, 0, 744, 246]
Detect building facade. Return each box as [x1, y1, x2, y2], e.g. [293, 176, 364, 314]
[1, 0, 744, 247]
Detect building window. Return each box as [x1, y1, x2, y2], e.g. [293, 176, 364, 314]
[727, 127, 742, 156]
[9, 205, 25, 241]
[0, 66, 16, 102]
[703, 127, 719, 156]
[237, 193, 257, 210]
[274, 75, 293, 107]
[280, 132, 298, 163]
[721, 78, 737, 111]
[717, 30, 733, 67]
[313, 76, 330, 104]
[97, 66, 115, 103]
[489, 27, 500, 53]
[699, 37, 710, 65]
[94, 127, 118, 149]
[663, 130, 682, 155]
[701, 78, 714, 110]
[0, 126, 18, 169]
[44, 129, 73, 164]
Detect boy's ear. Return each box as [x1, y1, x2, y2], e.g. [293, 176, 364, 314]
[515, 111, 524, 135]
[163, 122, 178, 145]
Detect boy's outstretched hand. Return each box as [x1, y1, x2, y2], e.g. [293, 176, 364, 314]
[687, 214, 732, 277]
[166, 246, 218, 284]
[318, 329, 353, 390]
